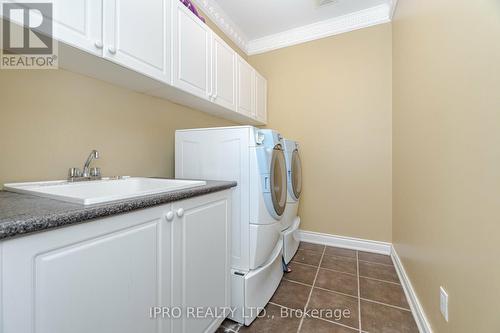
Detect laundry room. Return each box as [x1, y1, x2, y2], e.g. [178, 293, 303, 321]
[0, 1, 498, 333]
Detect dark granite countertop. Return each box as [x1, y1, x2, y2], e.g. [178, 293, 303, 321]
[0, 180, 236, 241]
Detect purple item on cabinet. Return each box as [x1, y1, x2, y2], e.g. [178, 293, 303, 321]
[179, 0, 206, 23]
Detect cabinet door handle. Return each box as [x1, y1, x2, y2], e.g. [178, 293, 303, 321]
[94, 41, 103, 49]
[108, 46, 117, 54]
[164, 211, 174, 222]
[176, 208, 185, 217]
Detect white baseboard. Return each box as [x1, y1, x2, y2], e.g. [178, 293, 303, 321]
[391, 246, 433, 333]
[298, 230, 391, 255]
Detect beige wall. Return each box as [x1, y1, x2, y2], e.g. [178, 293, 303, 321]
[0, 69, 233, 185]
[249, 24, 393, 242]
[392, 0, 500, 332]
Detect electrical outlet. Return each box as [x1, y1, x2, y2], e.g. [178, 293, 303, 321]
[440, 287, 449, 322]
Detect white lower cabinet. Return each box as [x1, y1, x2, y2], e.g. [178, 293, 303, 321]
[171, 195, 231, 333]
[0, 190, 231, 333]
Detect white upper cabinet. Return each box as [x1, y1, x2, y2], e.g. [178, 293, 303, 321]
[255, 71, 268, 123]
[173, 0, 212, 100]
[17, 0, 268, 124]
[237, 56, 256, 118]
[103, 0, 171, 83]
[212, 34, 237, 111]
[2, 0, 103, 56]
[52, 0, 103, 56]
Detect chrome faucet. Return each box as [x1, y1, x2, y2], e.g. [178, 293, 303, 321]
[68, 150, 102, 182]
[82, 150, 99, 177]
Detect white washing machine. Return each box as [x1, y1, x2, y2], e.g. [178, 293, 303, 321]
[175, 126, 287, 326]
[281, 139, 303, 264]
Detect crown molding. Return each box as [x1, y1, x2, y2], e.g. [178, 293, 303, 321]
[390, 0, 399, 19]
[190, 0, 249, 52]
[246, 3, 392, 55]
[191, 0, 395, 56]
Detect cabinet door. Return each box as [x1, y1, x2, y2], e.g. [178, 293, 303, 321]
[53, 0, 103, 55]
[237, 56, 255, 117]
[255, 71, 268, 123]
[103, 0, 171, 83]
[0, 0, 103, 56]
[1, 205, 174, 333]
[173, 0, 212, 100]
[212, 34, 236, 111]
[171, 191, 231, 333]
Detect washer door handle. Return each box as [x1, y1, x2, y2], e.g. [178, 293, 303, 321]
[263, 175, 271, 192]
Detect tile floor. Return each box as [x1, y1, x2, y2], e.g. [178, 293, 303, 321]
[217, 242, 419, 333]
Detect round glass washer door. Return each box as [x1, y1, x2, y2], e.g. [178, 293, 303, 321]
[270, 144, 287, 216]
[291, 149, 302, 200]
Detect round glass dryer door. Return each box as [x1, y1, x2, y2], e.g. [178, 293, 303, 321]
[291, 149, 302, 200]
[270, 145, 287, 216]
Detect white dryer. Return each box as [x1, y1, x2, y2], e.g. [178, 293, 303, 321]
[281, 139, 303, 264]
[175, 126, 287, 326]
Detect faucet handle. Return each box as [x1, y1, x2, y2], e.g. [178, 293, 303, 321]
[90, 167, 101, 178]
[68, 168, 82, 178]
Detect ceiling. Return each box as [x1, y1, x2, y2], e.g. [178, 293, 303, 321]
[193, 0, 396, 54]
[213, 0, 389, 40]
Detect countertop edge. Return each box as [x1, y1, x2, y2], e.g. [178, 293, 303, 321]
[0, 180, 236, 241]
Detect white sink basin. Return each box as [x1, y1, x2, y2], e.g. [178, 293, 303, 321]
[3, 177, 207, 205]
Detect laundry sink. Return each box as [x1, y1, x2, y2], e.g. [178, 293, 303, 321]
[3, 177, 206, 205]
